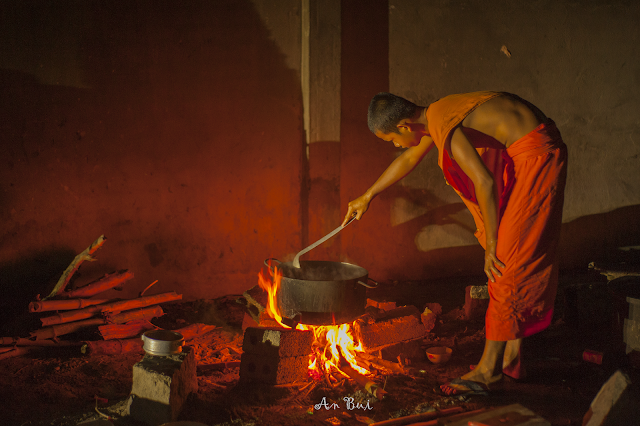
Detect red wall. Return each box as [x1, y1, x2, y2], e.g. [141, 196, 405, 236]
[0, 1, 304, 331]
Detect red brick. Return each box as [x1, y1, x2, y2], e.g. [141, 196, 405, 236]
[239, 352, 309, 385]
[242, 326, 313, 357]
[366, 298, 397, 311]
[353, 305, 426, 350]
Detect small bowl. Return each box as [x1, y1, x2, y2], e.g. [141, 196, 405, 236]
[426, 346, 452, 364]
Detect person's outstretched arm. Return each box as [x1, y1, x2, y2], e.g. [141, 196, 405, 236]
[449, 126, 505, 282]
[342, 136, 434, 226]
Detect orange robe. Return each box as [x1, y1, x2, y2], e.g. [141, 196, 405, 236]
[426, 92, 568, 341]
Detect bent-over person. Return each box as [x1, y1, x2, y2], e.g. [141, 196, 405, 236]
[344, 91, 568, 395]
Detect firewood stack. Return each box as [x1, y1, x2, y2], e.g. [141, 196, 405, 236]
[0, 235, 182, 358]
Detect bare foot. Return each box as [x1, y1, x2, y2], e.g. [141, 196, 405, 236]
[469, 360, 525, 379]
[440, 370, 502, 395]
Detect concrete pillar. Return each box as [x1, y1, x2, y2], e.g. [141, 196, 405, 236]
[339, 0, 390, 270]
[301, 0, 342, 260]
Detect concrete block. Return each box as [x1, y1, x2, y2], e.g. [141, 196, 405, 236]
[583, 369, 640, 426]
[627, 296, 640, 321]
[465, 285, 489, 321]
[623, 318, 640, 353]
[470, 285, 490, 299]
[239, 352, 309, 384]
[127, 347, 197, 426]
[353, 306, 426, 350]
[242, 326, 313, 357]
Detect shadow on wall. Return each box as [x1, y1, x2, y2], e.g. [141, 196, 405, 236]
[373, 197, 640, 282]
[558, 204, 640, 269]
[0, 248, 77, 336]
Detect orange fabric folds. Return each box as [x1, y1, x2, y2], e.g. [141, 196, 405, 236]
[427, 92, 568, 341]
[485, 121, 567, 340]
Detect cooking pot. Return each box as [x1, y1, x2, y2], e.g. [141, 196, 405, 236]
[141, 330, 184, 356]
[264, 258, 378, 326]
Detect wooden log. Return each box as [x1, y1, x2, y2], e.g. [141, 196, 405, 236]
[42, 235, 106, 300]
[0, 347, 39, 361]
[81, 322, 215, 355]
[40, 292, 181, 326]
[107, 305, 164, 323]
[81, 338, 144, 355]
[174, 323, 217, 340]
[98, 320, 157, 340]
[32, 305, 164, 339]
[100, 292, 181, 313]
[339, 362, 387, 400]
[29, 298, 111, 313]
[39, 304, 104, 326]
[0, 337, 82, 346]
[64, 269, 134, 298]
[356, 352, 406, 374]
[369, 407, 465, 426]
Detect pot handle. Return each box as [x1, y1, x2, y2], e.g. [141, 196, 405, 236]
[357, 277, 379, 288]
[264, 258, 282, 274]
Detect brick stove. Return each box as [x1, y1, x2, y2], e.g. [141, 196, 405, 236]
[238, 284, 438, 393]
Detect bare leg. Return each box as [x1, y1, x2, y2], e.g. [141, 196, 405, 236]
[502, 338, 525, 379]
[441, 339, 505, 395]
[469, 337, 525, 379]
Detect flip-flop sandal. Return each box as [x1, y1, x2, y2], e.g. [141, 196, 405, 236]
[438, 378, 490, 396]
[469, 363, 526, 380]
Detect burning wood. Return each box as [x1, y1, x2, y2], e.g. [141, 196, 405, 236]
[338, 361, 387, 400]
[245, 261, 434, 397]
[250, 264, 376, 387]
[355, 352, 406, 374]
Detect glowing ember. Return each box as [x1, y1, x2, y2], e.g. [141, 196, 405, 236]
[258, 262, 369, 378]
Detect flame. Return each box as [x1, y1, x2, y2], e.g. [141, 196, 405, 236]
[258, 262, 285, 325]
[258, 262, 369, 378]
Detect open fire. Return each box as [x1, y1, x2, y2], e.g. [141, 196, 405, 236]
[257, 263, 370, 379]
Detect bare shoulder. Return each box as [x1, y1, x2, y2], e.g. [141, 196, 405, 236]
[462, 94, 547, 146]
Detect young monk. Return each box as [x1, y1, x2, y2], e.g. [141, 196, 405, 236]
[343, 91, 568, 395]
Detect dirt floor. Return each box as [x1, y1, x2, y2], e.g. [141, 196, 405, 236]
[1, 270, 639, 426]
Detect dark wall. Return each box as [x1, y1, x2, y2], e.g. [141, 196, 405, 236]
[0, 1, 304, 315]
[344, 0, 640, 281]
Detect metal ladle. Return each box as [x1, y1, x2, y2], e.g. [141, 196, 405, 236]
[292, 214, 357, 268]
